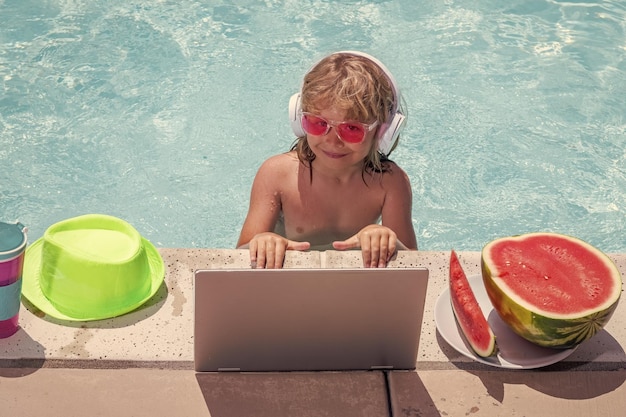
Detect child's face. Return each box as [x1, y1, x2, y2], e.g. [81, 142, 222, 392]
[305, 106, 377, 168]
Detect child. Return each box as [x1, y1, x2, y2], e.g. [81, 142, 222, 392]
[237, 51, 417, 268]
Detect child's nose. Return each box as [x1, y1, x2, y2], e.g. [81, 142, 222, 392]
[324, 126, 344, 144]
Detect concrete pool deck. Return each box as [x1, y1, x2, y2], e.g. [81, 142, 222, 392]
[1, 249, 625, 416]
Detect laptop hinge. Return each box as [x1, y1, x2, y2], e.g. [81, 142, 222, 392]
[218, 368, 241, 372]
[370, 365, 393, 370]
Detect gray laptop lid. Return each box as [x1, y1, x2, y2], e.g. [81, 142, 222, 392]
[194, 267, 429, 372]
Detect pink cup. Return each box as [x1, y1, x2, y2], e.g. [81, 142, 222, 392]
[0, 221, 27, 338]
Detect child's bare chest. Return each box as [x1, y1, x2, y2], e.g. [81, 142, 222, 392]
[281, 178, 385, 243]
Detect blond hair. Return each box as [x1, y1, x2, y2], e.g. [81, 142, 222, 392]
[291, 52, 400, 175]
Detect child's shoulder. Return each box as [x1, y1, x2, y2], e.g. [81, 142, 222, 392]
[258, 151, 299, 173]
[377, 159, 412, 187]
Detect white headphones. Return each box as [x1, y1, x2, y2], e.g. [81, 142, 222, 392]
[288, 51, 406, 156]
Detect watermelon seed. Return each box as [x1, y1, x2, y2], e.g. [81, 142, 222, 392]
[544, 275, 549, 280]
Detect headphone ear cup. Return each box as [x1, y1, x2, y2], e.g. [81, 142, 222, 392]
[377, 113, 406, 156]
[289, 93, 305, 137]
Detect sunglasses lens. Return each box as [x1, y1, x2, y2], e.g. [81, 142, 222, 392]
[301, 114, 328, 136]
[337, 123, 366, 143]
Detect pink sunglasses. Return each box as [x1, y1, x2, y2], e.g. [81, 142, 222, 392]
[300, 112, 378, 144]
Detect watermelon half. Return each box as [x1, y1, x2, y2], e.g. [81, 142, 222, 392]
[449, 250, 497, 357]
[482, 232, 622, 349]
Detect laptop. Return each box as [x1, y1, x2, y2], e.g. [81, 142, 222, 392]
[194, 267, 429, 372]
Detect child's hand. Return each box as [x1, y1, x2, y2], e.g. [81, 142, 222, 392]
[332, 225, 400, 268]
[249, 232, 310, 269]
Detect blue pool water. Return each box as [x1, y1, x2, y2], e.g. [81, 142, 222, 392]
[1, 0, 625, 252]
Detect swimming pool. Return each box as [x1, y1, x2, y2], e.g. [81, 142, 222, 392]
[1, 0, 625, 252]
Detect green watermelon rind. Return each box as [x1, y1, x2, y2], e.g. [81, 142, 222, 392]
[482, 232, 622, 349]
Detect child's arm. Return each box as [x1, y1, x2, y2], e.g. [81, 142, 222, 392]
[237, 156, 310, 268]
[380, 166, 418, 250]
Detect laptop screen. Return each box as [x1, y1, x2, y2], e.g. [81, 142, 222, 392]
[194, 268, 429, 372]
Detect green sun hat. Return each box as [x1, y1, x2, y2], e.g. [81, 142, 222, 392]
[22, 214, 165, 321]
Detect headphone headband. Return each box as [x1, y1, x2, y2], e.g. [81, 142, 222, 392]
[288, 51, 406, 156]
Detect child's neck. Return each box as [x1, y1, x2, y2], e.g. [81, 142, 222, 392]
[310, 162, 364, 185]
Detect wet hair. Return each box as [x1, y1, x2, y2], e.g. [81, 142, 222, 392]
[290, 52, 400, 177]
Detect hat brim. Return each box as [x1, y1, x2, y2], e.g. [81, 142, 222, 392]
[21, 237, 165, 322]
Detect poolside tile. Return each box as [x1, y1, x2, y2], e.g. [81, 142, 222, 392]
[388, 369, 626, 416]
[196, 371, 389, 417]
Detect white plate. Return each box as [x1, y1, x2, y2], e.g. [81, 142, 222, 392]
[434, 274, 577, 369]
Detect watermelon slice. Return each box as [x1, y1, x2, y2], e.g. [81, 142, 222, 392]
[482, 232, 622, 349]
[449, 250, 497, 357]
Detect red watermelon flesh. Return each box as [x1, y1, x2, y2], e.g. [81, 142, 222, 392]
[482, 233, 622, 349]
[449, 250, 497, 357]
